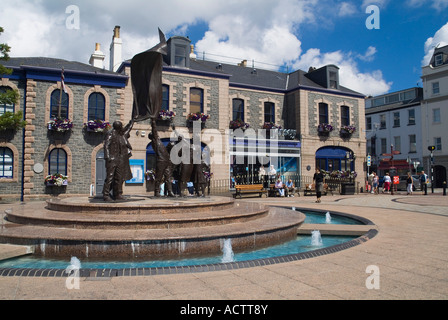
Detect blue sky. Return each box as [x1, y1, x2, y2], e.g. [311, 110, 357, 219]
[1, 0, 448, 96]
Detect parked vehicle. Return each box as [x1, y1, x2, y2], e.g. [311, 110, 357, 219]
[397, 175, 421, 191]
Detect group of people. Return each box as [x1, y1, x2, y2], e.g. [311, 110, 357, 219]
[367, 171, 429, 195]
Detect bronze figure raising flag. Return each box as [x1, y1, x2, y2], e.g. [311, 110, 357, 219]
[131, 28, 167, 122]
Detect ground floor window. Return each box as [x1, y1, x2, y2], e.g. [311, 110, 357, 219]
[0, 147, 13, 178]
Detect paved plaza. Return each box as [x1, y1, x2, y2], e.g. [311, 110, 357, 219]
[0, 190, 447, 300]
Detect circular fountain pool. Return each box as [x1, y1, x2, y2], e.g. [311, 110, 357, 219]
[0, 208, 377, 276]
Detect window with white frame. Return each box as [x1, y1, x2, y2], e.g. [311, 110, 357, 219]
[432, 82, 440, 95]
[380, 114, 386, 129]
[434, 54, 443, 67]
[409, 135, 417, 153]
[435, 137, 442, 151]
[394, 136, 401, 153]
[408, 109, 415, 125]
[393, 112, 400, 127]
[433, 108, 441, 123]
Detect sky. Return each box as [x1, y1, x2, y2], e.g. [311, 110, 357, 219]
[1, 0, 448, 97]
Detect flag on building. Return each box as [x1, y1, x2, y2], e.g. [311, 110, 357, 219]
[61, 67, 67, 93]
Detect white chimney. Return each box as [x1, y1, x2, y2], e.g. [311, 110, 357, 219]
[110, 26, 122, 72]
[89, 43, 105, 69]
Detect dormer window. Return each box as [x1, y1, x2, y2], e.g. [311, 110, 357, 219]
[329, 71, 338, 89]
[175, 45, 187, 67]
[164, 36, 191, 68]
[435, 53, 443, 67]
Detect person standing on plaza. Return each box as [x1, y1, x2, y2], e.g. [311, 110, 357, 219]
[368, 172, 374, 194]
[313, 167, 324, 203]
[383, 172, 391, 193]
[420, 171, 428, 195]
[406, 172, 414, 195]
[372, 172, 379, 194]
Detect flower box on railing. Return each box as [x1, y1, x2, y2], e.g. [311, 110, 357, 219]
[47, 118, 73, 132]
[83, 120, 111, 133]
[44, 173, 68, 187]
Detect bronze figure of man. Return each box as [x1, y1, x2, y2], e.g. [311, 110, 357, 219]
[148, 118, 175, 197]
[103, 120, 134, 201]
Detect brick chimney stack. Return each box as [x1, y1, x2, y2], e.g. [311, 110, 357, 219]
[110, 26, 122, 72]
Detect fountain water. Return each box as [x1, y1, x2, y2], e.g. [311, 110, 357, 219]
[325, 212, 332, 224]
[221, 239, 234, 263]
[311, 230, 323, 246]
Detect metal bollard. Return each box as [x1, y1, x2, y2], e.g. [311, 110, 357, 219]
[443, 181, 446, 196]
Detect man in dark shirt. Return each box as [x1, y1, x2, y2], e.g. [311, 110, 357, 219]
[313, 167, 324, 203]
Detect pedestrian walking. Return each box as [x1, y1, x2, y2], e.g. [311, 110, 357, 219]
[406, 172, 414, 195]
[383, 173, 391, 193]
[420, 171, 428, 195]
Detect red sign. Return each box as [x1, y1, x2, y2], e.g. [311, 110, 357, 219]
[393, 176, 399, 185]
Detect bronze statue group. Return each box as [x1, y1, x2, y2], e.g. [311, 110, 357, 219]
[102, 29, 208, 202]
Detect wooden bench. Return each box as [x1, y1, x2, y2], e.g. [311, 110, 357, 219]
[304, 183, 329, 196]
[233, 184, 267, 199]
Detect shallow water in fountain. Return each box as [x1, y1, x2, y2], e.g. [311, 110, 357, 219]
[0, 235, 355, 269]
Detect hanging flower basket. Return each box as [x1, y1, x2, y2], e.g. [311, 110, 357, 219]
[83, 120, 111, 133]
[262, 122, 282, 130]
[47, 118, 73, 132]
[318, 123, 333, 133]
[187, 112, 209, 123]
[230, 119, 250, 130]
[158, 110, 176, 121]
[45, 173, 68, 186]
[340, 125, 356, 135]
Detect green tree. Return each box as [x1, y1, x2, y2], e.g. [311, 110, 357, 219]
[0, 26, 24, 131]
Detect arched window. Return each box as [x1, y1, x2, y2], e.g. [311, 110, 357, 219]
[232, 99, 244, 122]
[0, 86, 15, 115]
[264, 102, 275, 123]
[49, 148, 67, 175]
[50, 89, 69, 119]
[88, 92, 106, 121]
[190, 88, 203, 114]
[0, 147, 13, 178]
[319, 103, 329, 124]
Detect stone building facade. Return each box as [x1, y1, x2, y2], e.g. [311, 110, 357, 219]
[0, 31, 366, 200]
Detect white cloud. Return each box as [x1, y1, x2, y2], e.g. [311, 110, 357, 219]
[294, 48, 392, 96]
[422, 21, 448, 66]
[338, 2, 357, 16]
[0, 0, 391, 96]
[407, 0, 448, 10]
